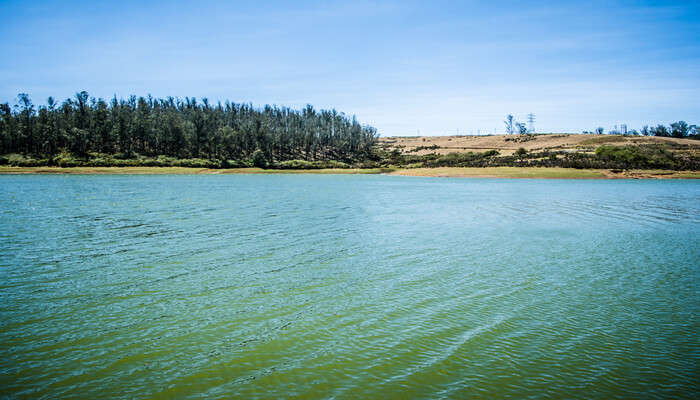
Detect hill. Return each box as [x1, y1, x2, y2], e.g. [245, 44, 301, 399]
[379, 134, 700, 156]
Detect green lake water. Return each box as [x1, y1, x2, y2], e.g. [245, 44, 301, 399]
[1, 175, 698, 399]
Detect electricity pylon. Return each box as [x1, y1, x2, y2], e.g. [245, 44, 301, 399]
[527, 113, 535, 133]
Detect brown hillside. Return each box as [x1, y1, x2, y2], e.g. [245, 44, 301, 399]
[378, 134, 700, 156]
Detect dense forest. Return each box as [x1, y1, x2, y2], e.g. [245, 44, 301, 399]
[0, 92, 378, 167]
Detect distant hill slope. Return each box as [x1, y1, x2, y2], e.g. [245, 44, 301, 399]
[379, 134, 700, 156]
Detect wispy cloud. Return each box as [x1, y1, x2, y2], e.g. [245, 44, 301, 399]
[1, 0, 698, 134]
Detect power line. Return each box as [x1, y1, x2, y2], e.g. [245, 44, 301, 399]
[527, 113, 536, 133]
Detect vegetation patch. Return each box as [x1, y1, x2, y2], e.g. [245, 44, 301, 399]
[272, 159, 349, 169]
[405, 144, 441, 153]
[505, 134, 536, 143]
[374, 144, 699, 171]
[593, 145, 679, 169]
[579, 136, 627, 145]
[391, 167, 608, 179]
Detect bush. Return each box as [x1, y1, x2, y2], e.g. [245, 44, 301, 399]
[406, 144, 440, 153]
[86, 157, 113, 167]
[222, 159, 250, 168]
[272, 159, 314, 169]
[417, 151, 506, 168]
[273, 159, 350, 169]
[594, 145, 678, 169]
[53, 152, 82, 167]
[251, 149, 267, 168]
[322, 160, 350, 169]
[172, 158, 220, 168]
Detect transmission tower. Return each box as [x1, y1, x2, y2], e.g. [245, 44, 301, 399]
[527, 113, 536, 133]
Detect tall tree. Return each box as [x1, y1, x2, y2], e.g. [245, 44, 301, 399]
[504, 115, 514, 135]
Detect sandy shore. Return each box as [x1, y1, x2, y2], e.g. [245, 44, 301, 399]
[388, 167, 700, 179]
[1, 166, 698, 179]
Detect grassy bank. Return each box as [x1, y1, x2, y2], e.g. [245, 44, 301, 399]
[0, 166, 395, 175]
[390, 167, 607, 179]
[1, 166, 698, 179]
[389, 167, 700, 179]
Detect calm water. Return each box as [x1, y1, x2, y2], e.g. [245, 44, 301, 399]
[1, 175, 698, 399]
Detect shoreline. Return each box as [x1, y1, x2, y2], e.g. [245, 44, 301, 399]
[388, 167, 700, 180]
[0, 166, 698, 179]
[0, 167, 393, 175]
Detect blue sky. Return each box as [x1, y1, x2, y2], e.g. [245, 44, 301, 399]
[1, 0, 698, 135]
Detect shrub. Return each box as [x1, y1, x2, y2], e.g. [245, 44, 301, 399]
[594, 145, 678, 169]
[222, 159, 250, 168]
[273, 159, 350, 169]
[173, 158, 220, 168]
[354, 160, 381, 169]
[406, 144, 441, 153]
[274, 159, 315, 169]
[53, 152, 82, 167]
[86, 157, 113, 167]
[251, 149, 267, 168]
[323, 160, 349, 169]
[10, 156, 42, 167]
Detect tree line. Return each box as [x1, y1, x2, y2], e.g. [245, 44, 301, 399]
[504, 114, 529, 135]
[585, 122, 699, 138]
[503, 114, 698, 139]
[0, 92, 378, 163]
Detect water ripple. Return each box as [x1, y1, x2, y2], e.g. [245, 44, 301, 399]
[0, 175, 698, 399]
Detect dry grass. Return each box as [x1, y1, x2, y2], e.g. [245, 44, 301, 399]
[578, 136, 627, 145]
[379, 134, 700, 156]
[619, 170, 700, 179]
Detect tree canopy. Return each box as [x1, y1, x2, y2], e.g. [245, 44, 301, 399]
[0, 92, 378, 163]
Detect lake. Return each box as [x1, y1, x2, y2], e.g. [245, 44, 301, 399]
[1, 175, 698, 398]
